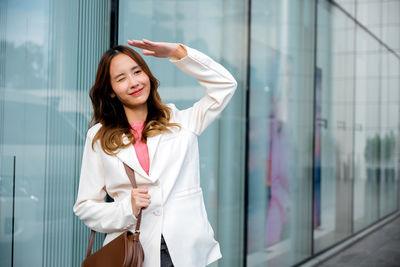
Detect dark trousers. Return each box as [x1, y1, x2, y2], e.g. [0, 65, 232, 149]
[160, 235, 174, 267]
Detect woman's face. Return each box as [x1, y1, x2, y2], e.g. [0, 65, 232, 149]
[109, 53, 151, 110]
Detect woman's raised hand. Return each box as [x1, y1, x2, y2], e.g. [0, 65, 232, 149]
[127, 39, 187, 59]
[131, 187, 151, 217]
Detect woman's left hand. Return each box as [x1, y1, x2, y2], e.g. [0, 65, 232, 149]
[127, 39, 187, 59]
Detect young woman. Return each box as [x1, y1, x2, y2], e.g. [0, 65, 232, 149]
[73, 39, 237, 267]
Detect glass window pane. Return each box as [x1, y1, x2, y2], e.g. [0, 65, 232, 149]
[313, 1, 355, 252]
[247, 1, 315, 266]
[0, 0, 110, 266]
[314, 1, 355, 252]
[379, 51, 399, 218]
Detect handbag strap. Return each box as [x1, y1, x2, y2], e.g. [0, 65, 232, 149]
[85, 163, 142, 258]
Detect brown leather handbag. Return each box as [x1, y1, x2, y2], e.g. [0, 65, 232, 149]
[81, 163, 144, 267]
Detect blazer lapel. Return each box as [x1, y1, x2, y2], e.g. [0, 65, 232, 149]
[147, 134, 161, 177]
[115, 134, 161, 183]
[115, 135, 151, 182]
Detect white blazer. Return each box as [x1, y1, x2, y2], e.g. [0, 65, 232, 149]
[73, 46, 237, 267]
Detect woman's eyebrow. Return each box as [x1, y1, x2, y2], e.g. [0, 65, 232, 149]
[114, 73, 125, 80]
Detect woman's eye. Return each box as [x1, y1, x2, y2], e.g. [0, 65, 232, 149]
[134, 70, 142, 75]
[117, 77, 125, 82]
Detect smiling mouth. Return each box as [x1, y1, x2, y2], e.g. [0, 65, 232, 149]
[130, 88, 143, 96]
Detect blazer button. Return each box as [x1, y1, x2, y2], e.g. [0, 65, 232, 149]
[153, 209, 161, 216]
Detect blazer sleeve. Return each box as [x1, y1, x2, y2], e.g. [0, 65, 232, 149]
[73, 129, 137, 233]
[169, 45, 237, 135]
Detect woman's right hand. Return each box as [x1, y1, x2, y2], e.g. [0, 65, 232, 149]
[131, 187, 151, 217]
[127, 39, 187, 59]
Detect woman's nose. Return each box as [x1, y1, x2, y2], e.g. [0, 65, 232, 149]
[128, 74, 139, 88]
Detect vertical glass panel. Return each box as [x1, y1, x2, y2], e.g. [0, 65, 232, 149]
[118, 1, 248, 266]
[0, 156, 15, 267]
[2, 1, 50, 265]
[247, 1, 315, 266]
[0, 0, 110, 266]
[314, 0, 355, 252]
[379, 50, 400, 219]
[353, 23, 384, 232]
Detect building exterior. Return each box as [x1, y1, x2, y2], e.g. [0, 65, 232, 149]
[0, 0, 399, 266]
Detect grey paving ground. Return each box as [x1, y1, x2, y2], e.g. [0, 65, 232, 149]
[319, 215, 400, 267]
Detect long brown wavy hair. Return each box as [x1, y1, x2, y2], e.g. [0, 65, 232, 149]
[89, 45, 179, 155]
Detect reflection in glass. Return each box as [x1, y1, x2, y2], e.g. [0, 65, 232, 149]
[316, 0, 400, 245]
[353, 23, 383, 232]
[247, 1, 314, 266]
[314, 1, 355, 252]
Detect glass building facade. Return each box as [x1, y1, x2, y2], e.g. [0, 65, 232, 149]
[0, 0, 399, 266]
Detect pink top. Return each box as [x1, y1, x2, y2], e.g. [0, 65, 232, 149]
[130, 121, 150, 175]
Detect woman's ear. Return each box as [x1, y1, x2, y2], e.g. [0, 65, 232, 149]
[110, 92, 116, 98]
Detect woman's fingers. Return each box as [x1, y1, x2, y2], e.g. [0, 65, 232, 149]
[127, 39, 147, 49]
[131, 188, 150, 198]
[127, 39, 154, 50]
[135, 199, 151, 211]
[134, 193, 151, 200]
[131, 188, 151, 215]
[135, 199, 151, 208]
[142, 39, 157, 47]
[128, 39, 158, 52]
[142, 49, 156, 56]
[128, 40, 158, 56]
[133, 187, 148, 193]
[127, 39, 178, 58]
[133, 198, 150, 205]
